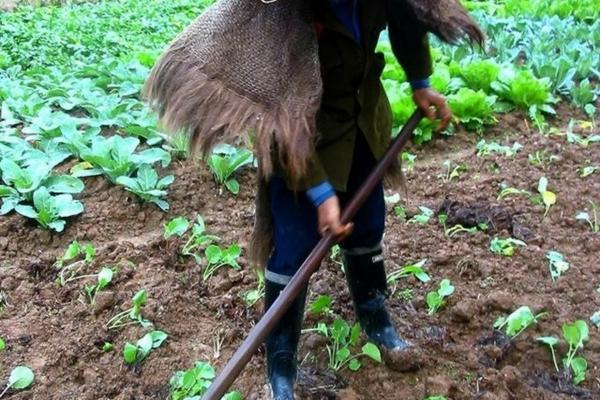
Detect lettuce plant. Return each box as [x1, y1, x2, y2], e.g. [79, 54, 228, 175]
[14, 187, 83, 232]
[426, 279, 455, 314]
[203, 244, 241, 281]
[448, 88, 497, 133]
[116, 164, 174, 211]
[107, 289, 152, 330]
[0, 366, 34, 398]
[123, 330, 168, 365]
[207, 145, 253, 195]
[494, 306, 546, 339]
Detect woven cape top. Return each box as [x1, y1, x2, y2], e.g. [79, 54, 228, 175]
[143, 0, 483, 180]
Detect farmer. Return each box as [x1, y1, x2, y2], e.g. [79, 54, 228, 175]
[144, 0, 482, 398]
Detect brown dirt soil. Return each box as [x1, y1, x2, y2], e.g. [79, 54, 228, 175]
[1, 109, 599, 400]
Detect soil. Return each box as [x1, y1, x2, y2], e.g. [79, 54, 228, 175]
[1, 108, 599, 400]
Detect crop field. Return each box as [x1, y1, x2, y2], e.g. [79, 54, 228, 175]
[0, 0, 598, 399]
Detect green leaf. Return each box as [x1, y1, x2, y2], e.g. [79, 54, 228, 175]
[225, 179, 240, 195]
[97, 267, 113, 289]
[335, 347, 351, 363]
[348, 359, 361, 371]
[0, 338, 5, 350]
[537, 336, 559, 348]
[164, 216, 189, 239]
[571, 357, 588, 384]
[438, 279, 455, 297]
[362, 342, 382, 363]
[8, 366, 34, 390]
[310, 295, 332, 315]
[149, 330, 168, 348]
[205, 245, 222, 264]
[123, 342, 138, 364]
[132, 289, 148, 307]
[350, 323, 361, 346]
[42, 175, 85, 194]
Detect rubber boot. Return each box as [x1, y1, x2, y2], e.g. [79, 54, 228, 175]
[265, 280, 307, 400]
[342, 247, 408, 350]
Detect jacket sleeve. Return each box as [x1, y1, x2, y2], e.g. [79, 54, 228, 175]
[385, 0, 433, 82]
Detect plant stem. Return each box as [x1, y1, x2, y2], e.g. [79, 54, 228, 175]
[550, 346, 559, 373]
[0, 384, 10, 399]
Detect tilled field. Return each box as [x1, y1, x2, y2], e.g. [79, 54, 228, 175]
[1, 109, 599, 400]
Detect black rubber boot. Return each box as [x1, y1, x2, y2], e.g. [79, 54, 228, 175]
[342, 247, 408, 351]
[265, 280, 307, 400]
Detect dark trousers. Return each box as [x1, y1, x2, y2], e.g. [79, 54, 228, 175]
[266, 131, 385, 284]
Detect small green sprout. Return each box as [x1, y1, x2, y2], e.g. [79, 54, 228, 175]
[107, 289, 152, 330]
[309, 319, 381, 372]
[394, 204, 407, 220]
[446, 223, 487, 237]
[536, 177, 556, 218]
[101, 342, 114, 353]
[490, 237, 526, 257]
[181, 216, 219, 263]
[547, 251, 570, 282]
[402, 152, 417, 171]
[84, 267, 114, 304]
[590, 311, 600, 328]
[241, 269, 265, 308]
[310, 295, 333, 316]
[0, 366, 34, 398]
[207, 145, 253, 195]
[203, 244, 241, 281]
[476, 140, 522, 158]
[329, 245, 344, 270]
[123, 331, 168, 365]
[579, 166, 598, 178]
[494, 306, 546, 339]
[424, 397, 448, 400]
[426, 279, 455, 315]
[528, 150, 557, 169]
[54, 241, 96, 285]
[0, 338, 4, 350]
[408, 206, 434, 225]
[575, 202, 598, 233]
[387, 259, 430, 285]
[497, 187, 532, 201]
[440, 160, 466, 182]
[537, 320, 589, 385]
[169, 361, 242, 400]
[164, 216, 190, 239]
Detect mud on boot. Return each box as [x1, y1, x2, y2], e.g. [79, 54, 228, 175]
[265, 280, 307, 400]
[342, 246, 423, 371]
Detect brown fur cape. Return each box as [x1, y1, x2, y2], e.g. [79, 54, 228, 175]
[143, 0, 483, 266]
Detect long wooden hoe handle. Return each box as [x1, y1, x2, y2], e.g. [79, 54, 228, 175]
[203, 109, 424, 400]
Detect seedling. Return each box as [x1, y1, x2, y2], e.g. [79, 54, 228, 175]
[181, 216, 219, 263]
[528, 150, 557, 169]
[116, 164, 174, 211]
[387, 259, 430, 285]
[164, 216, 190, 239]
[84, 267, 114, 304]
[424, 397, 448, 400]
[202, 244, 241, 282]
[494, 306, 546, 339]
[14, 186, 84, 232]
[241, 269, 265, 308]
[309, 319, 381, 372]
[537, 320, 589, 384]
[408, 206, 434, 225]
[440, 160, 466, 182]
[476, 140, 522, 158]
[0, 338, 5, 350]
[446, 223, 487, 237]
[590, 311, 600, 328]
[123, 330, 168, 365]
[101, 342, 114, 353]
[497, 187, 532, 201]
[402, 152, 417, 171]
[547, 251, 570, 282]
[107, 289, 152, 329]
[394, 204, 407, 221]
[535, 177, 556, 218]
[426, 279, 455, 315]
[310, 295, 333, 316]
[575, 202, 599, 233]
[169, 361, 242, 400]
[490, 237, 526, 257]
[0, 366, 34, 398]
[54, 241, 96, 285]
[579, 166, 599, 178]
[207, 145, 253, 195]
[329, 245, 345, 270]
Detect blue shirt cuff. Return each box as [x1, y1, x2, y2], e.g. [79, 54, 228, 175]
[409, 78, 431, 91]
[306, 181, 335, 207]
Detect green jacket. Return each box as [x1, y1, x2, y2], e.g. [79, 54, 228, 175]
[278, 0, 432, 191]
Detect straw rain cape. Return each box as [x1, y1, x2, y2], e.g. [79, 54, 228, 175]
[143, 0, 483, 264]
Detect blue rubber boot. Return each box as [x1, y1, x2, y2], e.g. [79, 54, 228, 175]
[265, 280, 307, 400]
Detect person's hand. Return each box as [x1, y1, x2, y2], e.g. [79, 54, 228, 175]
[317, 196, 353, 240]
[412, 88, 452, 133]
